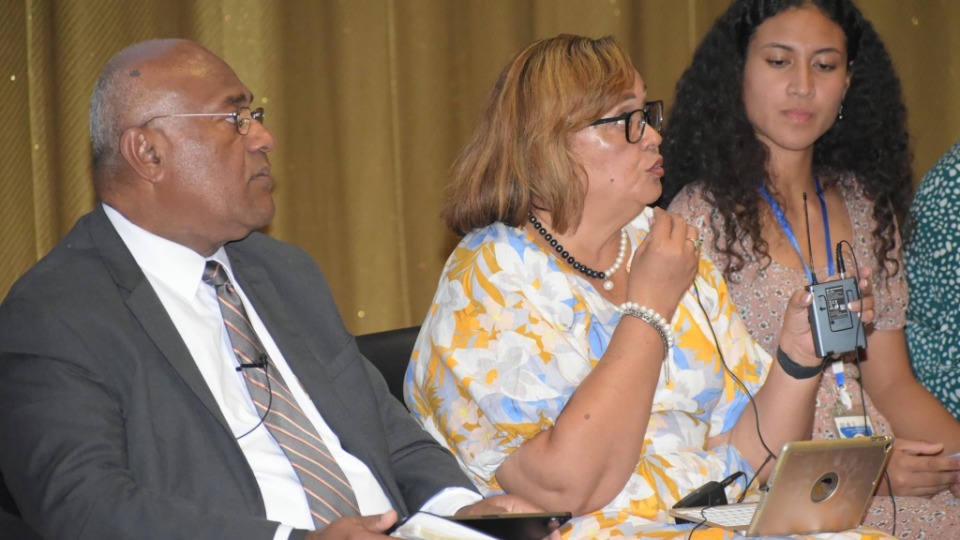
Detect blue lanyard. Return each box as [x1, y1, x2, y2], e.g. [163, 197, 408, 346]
[758, 174, 834, 282]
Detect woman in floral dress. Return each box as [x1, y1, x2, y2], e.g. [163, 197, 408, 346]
[405, 34, 879, 539]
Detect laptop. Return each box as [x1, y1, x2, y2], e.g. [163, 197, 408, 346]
[669, 435, 893, 537]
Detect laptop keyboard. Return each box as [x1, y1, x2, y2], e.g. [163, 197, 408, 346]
[673, 504, 757, 527]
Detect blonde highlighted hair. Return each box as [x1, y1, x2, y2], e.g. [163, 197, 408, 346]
[442, 34, 636, 236]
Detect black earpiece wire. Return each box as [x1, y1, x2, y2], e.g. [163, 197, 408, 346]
[682, 281, 775, 538]
[838, 239, 895, 536]
[235, 357, 273, 440]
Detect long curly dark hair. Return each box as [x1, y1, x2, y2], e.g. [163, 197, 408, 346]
[660, 0, 911, 279]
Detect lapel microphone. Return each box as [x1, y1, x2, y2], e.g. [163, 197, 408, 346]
[236, 354, 268, 371]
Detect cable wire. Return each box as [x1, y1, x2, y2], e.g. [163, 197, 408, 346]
[839, 239, 896, 535]
[692, 283, 777, 496]
[235, 360, 273, 440]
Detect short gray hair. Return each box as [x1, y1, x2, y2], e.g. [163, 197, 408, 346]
[89, 55, 137, 179]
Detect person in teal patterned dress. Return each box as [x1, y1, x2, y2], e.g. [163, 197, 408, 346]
[905, 140, 960, 419]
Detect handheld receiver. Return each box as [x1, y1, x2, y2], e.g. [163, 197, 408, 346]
[801, 194, 865, 358]
[806, 277, 864, 357]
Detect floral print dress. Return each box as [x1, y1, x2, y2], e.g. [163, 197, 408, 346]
[405, 207, 893, 539]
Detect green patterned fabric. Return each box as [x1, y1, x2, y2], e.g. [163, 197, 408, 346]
[905, 141, 960, 418]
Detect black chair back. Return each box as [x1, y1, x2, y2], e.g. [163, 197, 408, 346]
[355, 326, 421, 406]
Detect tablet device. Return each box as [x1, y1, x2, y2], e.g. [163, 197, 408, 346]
[669, 435, 893, 537]
[450, 512, 571, 540]
[389, 511, 570, 540]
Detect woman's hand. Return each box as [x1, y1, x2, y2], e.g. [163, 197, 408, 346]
[732, 272, 874, 480]
[876, 439, 960, 497]
[777, 268, 874, 368]
[456, 494, 549, 516]
[457, 495, 563, 540]
[626, 208, 699, 319]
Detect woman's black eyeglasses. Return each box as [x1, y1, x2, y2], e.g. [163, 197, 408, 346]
[590, 100, 663, 143]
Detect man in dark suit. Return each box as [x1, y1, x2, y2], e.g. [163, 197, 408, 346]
[0, 39, 541, 540]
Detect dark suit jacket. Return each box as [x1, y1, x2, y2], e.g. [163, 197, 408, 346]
[0, 206, 475, 540]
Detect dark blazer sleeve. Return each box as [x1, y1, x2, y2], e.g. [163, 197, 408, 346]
[0, 296, 282, 540]
[0, 212, 293, 540]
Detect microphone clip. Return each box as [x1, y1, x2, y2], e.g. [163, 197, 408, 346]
[236, 354, 268, 372]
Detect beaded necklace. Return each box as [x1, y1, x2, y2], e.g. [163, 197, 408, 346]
[527, 212, 628, 290]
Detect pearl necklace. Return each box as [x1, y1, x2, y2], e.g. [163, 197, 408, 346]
[527, 212, 628, 290]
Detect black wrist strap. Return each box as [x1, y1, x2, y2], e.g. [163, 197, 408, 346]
[776, 347, 823, 380]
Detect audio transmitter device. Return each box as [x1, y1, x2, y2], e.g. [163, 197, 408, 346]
[800, 194, 866, 358]
[806, 275, 864, 358]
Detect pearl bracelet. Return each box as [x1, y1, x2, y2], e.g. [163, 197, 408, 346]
[618, 302, 674, 360]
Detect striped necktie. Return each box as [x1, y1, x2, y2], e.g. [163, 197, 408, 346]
[202, 261, 359, 528]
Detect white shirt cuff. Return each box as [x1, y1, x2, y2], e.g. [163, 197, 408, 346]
[273, 488, 481, 538]
[274, 524, 294, 540]
[419, 487, 484, 516]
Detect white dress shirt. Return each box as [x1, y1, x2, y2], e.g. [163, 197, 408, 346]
[103, 206, 478, 538]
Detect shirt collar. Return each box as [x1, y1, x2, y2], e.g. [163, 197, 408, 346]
[103, 204, 232, 300]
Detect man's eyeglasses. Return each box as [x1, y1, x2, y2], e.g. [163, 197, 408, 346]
[140, 106, 265, 136]
[590, 100, 663, 144]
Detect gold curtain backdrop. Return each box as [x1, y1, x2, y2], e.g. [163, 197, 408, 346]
[2, 0, 958, 335]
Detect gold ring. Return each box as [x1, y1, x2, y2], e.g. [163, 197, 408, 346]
[687, 237, 702, 250]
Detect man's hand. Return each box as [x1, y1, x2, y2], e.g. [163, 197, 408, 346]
[306, 510, 398, 539]
[876, 439, 960, 497]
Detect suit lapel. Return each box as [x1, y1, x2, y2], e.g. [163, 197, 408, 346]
[228, 248, 407, 511]
[88, 206, 233, 435]
[227, 257, 354, 429]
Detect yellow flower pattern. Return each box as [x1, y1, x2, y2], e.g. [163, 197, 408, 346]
[405, 208, 893, 539]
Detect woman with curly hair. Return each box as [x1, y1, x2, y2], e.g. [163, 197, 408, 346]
[662, 0, 960, 536]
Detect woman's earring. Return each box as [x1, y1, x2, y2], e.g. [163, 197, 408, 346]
[838, 104, 844, 121]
